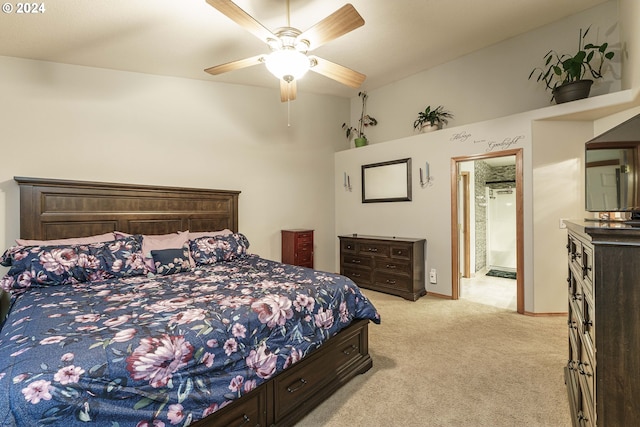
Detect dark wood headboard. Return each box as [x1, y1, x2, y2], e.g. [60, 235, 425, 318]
[15, 177, 240, 240]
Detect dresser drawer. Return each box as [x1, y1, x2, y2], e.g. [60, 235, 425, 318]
[297, 249, 313, 264]
[342, 267, 371, 285]
[209, 385, 267, 426]
[342, 254, 372, 269]
[273, 325, 366, 420]
[374, 257, 411, 275]
[578, 341, 595, 427]
[358, 241, 390, 257]
[390, 245, 412, 260]
[568, 235, 584, 271]
[581, 244, 594, 300]
[568, 303, 580, 363]
[582, 294, 595, 356]
[296, 232, 313, 243]
[341, 239, 357, 254]
[373, 272, 411, 292]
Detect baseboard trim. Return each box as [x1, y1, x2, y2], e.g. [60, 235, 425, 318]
[523, 311, 567, 317]
[426, 292, 452, 300]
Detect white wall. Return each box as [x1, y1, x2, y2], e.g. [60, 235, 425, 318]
[354, 1, 620, 145]
[531, 120, 593, 312]
[0, 56, 349, 274]
[620, 0, 640, 89]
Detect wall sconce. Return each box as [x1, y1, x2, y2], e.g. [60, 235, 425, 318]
[343, 172, 352, 191]
[419, 162, 433, 187]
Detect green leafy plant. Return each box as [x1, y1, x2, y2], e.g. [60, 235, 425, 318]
[413, 105, 453, 131]
[528, 26, 615, 94]
[342, 91, 378, 141]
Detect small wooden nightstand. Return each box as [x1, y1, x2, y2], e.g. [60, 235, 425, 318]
[281, 229, 314, 268]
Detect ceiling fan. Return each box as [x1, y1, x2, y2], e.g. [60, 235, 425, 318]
[204, 0, 367, 102]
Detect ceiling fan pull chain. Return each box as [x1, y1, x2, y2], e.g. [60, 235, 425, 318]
[287, 96, 291, 127]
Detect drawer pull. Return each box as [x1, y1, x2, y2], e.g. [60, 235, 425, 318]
[385, 264, 397, 269]
[287, 378, 308, 393]
[386, 279, 397, 285]
[237, 415, 251, 426]
[342, 344, 358, 355]
[350, 273, 361, 278]
[367, 248, 378, 253]
[351, 259, 361, 264]
[578, 362, 592, 377]
[572, 293, 582, 302]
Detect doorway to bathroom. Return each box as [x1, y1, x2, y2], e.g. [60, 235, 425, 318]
[450, 149, 524, 313]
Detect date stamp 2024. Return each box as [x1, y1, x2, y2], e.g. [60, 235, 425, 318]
[2, 2, 46, 14]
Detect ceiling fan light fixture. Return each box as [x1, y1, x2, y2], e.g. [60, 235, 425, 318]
[265, 48, 310, 81]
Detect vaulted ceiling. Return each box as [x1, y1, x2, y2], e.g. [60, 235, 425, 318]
[0, 0, 609, 97]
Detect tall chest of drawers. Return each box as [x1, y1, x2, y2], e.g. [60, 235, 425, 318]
[282, 229, 313, 268]
[339, 234, 426, 301]
[564, 221, 640, 426]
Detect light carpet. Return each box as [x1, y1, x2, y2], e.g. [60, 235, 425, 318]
[298, 291, 570, 427]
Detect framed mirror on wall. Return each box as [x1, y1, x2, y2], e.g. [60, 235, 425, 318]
[362, 158, 412, 203]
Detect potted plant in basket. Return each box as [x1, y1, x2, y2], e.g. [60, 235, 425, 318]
[528, 26, 615, 104]
[342, 91, 378, 147]
[413, 105, 453, 133]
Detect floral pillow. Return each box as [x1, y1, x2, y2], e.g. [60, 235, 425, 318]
[151, 245, 191, 276]
[0, 236, 147, 292]
[1, 244, 80, 291]
[75, 235, 147, 282]
[189, 233, 250, 265]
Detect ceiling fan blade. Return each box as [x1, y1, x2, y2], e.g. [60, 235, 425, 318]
[204, 55, 264, 75]
[297, 4, 364, 50]
[309, 56, 366, 88]
[280, 79, 297, 102]
[206, 0, 276, 43]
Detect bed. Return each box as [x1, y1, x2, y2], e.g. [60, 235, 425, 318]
[0, 177, 380, 427]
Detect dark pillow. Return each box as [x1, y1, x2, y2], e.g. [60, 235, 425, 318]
[189, 233, 250, 266]
[151, 245, 192, 276]
[75, 235, 147, 282]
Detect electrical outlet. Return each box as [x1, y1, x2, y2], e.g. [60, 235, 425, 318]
[429, 268, 437, 284]
[559, 218, 567, 229]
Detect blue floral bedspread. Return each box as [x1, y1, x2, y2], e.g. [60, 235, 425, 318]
[0, 255, 380, 426]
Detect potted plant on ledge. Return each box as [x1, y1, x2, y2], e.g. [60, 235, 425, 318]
[413, 105, 453, 133]
[528, 26, 615, 104]
[342, 91, 378, 147]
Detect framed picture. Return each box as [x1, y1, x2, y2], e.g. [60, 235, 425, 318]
[362, 158, 412, 203]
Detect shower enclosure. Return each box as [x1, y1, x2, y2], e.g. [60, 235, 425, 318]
[486, 186, 516, 272]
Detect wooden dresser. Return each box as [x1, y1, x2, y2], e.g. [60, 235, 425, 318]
[281, 229, 313, 268]
[339, 234, 426, 301]
[564, 221, 640, 426]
